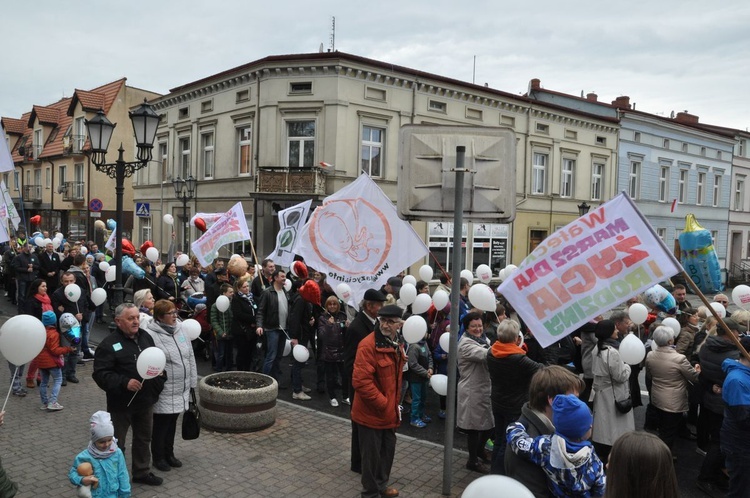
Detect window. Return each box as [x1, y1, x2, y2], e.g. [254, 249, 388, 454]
[45, 168, 51, 188]
[536, 123, 549, 134]
[74, 163, 84, 199]
[33, 129, 43, 158]
[532, 153, 548, 195]
[289, 82, 312, 94]
[565, 130, 577, 140]
[678, 170, 687, 203]
[717, 151, 722, 160]
[201, 100, 213, 113]
[201, 132, 214, 179]
[59, 165, 66, 187]
[700, 146, 707, 156]
[236, 89, 250, 102]
[735, 176, 745, 211]
[140, 217, 152, 249]
[286, 121, 315, 168]
[178, 136, 191, 179]
[361, 126, 384, 177]
[13, 171, 19, 191]
[238, 127, 252, 175]
[634, 132, 641, 143]
[656, 228, 667, 243]
[663, 139, 670, 149]
[74, 117, 86, 153]
[365, 87, 386, 101]
[658, 167, 669, 202]
[711, 230, 718, 246]
[740, 140, 745, 157]
[178, 107, 189, 119]
[628, 161, 640, 199]
[697, 172, 706, 205]
[34, 169, 41, 188]
[158, 141, 168, 182]
[428, 100, 446, 113]
[591, 163, 604, 201]
[682, 142, 688, 153]
[713, 174, 721, 207]
[561, 158, 575, 198]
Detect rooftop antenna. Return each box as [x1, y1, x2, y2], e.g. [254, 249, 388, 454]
[330, 16, 335, 52]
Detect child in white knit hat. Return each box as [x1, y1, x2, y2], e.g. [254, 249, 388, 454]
[68, 411, 131, 498]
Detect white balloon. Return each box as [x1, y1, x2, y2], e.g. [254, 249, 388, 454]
[137, 347, 166, 379]
[163, 214, 174, 226]
[402, 275, 417, 286]
[468, 283, 496, 312]
[412, 293, 433, 315]
[34, 237, 45, 248]
[292, 344, 310, 363]
[43, 238, 52, 247]
[55, 232, 64, 240]
[460, 269, 474, 283]
[145, 247, 159, 263]
[402, 315, 427, 344]
[91, 288, 107, 306]
[619, 334, 646, 365]
[628, 303, 649, 325]
[216, 295, 230, 312]
[432, 289, 449, 310]
[283, 279, 292, 292]
[98, 261, 110, 272]
[52, 238, 61, 250]
[710, 302, 727, 319]
[662, 317, 681, 338]
[105, 266, 117, 282]
[176, 254, 190, 267]
[430, 374, 448, 396]
[732, 285, 750, 310]
[439, 332, 451, 353]
[64, 283, 82, 303]
[335, 283, 352, 302]
[283, 340, 292, 357]
[230, 254, 242, 260]
[400, 283, 417, 306]
[505, 264, 518, 274]
[418, 264, 433, 282]
[0, 315, 46, 365]
[498, 268, 507, 282]
[181, 319, 202, 341]
[476, 264, 492, 284]
[79, 246, 88, 255]
[462, 475, 535, 498]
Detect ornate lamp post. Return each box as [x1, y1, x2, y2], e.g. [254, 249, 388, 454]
[85, 101, 161, 308]
[577, 201, 591, 216]
[172, 176, 196, 254]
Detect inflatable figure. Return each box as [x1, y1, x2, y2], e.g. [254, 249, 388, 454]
[642, 284, 677, 315]
[679, 214, 723, 293]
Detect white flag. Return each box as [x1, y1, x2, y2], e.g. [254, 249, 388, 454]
[0, 125, 14, 174]
[0, 181, 20, 230]
[191, 202, 251, 267]
[105, 229, 117, 252]
[295, 174, 429, 305]
[496, 193, 682, 348]
[267, 199, 312, 268]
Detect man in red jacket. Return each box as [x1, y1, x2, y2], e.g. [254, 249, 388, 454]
[351, 304, 406, 498]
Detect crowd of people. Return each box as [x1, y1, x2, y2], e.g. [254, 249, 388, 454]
[2, 225, 750, 497]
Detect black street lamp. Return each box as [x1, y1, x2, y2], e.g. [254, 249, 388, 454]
[577, 201, 591, 216]
[86, 100, 161, 310]
[172, 176, 196, 254]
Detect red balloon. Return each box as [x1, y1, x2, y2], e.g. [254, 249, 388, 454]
[139, 240, 153, 255]
[30, 215, 41, 225]
[121, 239, 136, 256]
[194, 217, 207, 232]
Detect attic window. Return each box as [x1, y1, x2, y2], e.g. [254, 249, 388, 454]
[634, 132, 641, 142]
[178, 107, 189, 119]
[596, 136, 607, 146]
[365, 86, 387, 101]
[536, 123, 549, 134]
[201, 100, 213, 113]
[428, 100, 447, 113]
[500, 115, 515, 127]
[565, 130, 578, 140]
[289, 82, 313, 94]
[236, 89, 250, 102]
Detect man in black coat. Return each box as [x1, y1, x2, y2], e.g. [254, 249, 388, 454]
[251, 258, 275, 300]
[38, 240, 61, 294]
[11, 242, 39, 314]
[344, 288, 386, 474]
[93, 303, 166, 487]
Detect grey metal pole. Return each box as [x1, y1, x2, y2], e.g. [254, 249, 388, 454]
[442, 145, 466, 495]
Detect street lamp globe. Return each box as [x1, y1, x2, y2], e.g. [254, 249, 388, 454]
[577, 201, 591, 217]
[85, 110, 116, 165]
[129, 100, 161, 162]
[185, 175, 197, 197]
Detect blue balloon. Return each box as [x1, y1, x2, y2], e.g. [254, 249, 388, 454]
[106, 219, 117, 230]
[122, 254, 145, 280]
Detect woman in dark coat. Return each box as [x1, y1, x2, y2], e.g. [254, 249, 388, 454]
[231, 278, 257, 371]
[155, 262, 179, 301]
[318, 295, 348, 406]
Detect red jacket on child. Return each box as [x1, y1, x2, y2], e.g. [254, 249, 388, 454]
[34, 326, 74, 369]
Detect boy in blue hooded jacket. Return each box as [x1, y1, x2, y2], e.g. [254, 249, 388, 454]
[721, 335, 750, 498]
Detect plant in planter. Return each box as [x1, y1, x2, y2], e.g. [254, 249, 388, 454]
[198, 371, 278, 432]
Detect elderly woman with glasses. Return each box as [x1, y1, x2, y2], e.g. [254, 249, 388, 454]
[146, 299, 197, 473]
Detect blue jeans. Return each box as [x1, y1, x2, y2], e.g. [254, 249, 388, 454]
[291, 359, 305, 393]
[491, 411, 516, 474]
[723, 443, 750, 497]
[262, 330, 285, 381]
[39, 367, 62, 405]
[16, 279, 30, 314]
[410, 381, 427, 422]
[214, 339, 233, 371]
[7, 362, 24, 392]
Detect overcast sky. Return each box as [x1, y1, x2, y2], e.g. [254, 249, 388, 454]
[2, 0, 749, 131]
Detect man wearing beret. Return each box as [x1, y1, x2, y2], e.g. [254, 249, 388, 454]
[351, 304, 406, 498]
[345, 289, 387, 473]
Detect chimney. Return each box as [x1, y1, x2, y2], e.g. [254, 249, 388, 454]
[586, 92, 598, 102]
[611, 96, 631, 109]
[529, 78, 541, 90]
[675, 111, 699, 125]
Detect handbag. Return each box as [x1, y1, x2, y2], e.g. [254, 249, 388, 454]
[182, 388, 201, 440]
[606, 348, 632, 414]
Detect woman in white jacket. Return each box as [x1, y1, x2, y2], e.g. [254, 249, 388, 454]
[146, 299, 198, 473]
[591, 319, 634, 464]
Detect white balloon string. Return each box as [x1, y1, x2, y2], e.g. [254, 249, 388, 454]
[1, 367, 19, 413]
[126, 384, 142, 407]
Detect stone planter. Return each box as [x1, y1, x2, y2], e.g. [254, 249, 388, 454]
[198, 372, 278, 433]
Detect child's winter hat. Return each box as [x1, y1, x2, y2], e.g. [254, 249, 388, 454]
[90, 411, 115, 441]
[552, 394, 593, 440]
[41, 310, 57, 327]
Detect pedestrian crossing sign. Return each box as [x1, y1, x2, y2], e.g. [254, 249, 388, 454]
[136, 202, 150, 217]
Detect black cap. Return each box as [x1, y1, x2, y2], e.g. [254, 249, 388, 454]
[378, 305, 403, 318]
[594, 319, 615, 341]
[363, 289, 387, 302]
[387, 277, 403, 291]
[724, 318, 747, 334]
[215, 267, 227, 276]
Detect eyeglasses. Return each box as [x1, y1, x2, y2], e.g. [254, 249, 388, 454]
[379, 318, 402, 325]
[717, 301, 729, 305]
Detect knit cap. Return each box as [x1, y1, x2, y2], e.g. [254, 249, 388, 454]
[41, 310, 57, 327]
[90, 411, 115, 442]
[552, 394, 593, 440]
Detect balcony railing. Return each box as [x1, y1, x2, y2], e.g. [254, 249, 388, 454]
[61, 181, 85, 202]
[23, 185, 42, 203]
[63, 135, 86, 155]
[256, 166, 327, 195]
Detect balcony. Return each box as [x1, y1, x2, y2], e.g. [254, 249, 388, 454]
[60, 181, 85, 202]
[256, 166, 327, 196]
[62, 135, 86, 155]
[23, 185, 42, 203]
